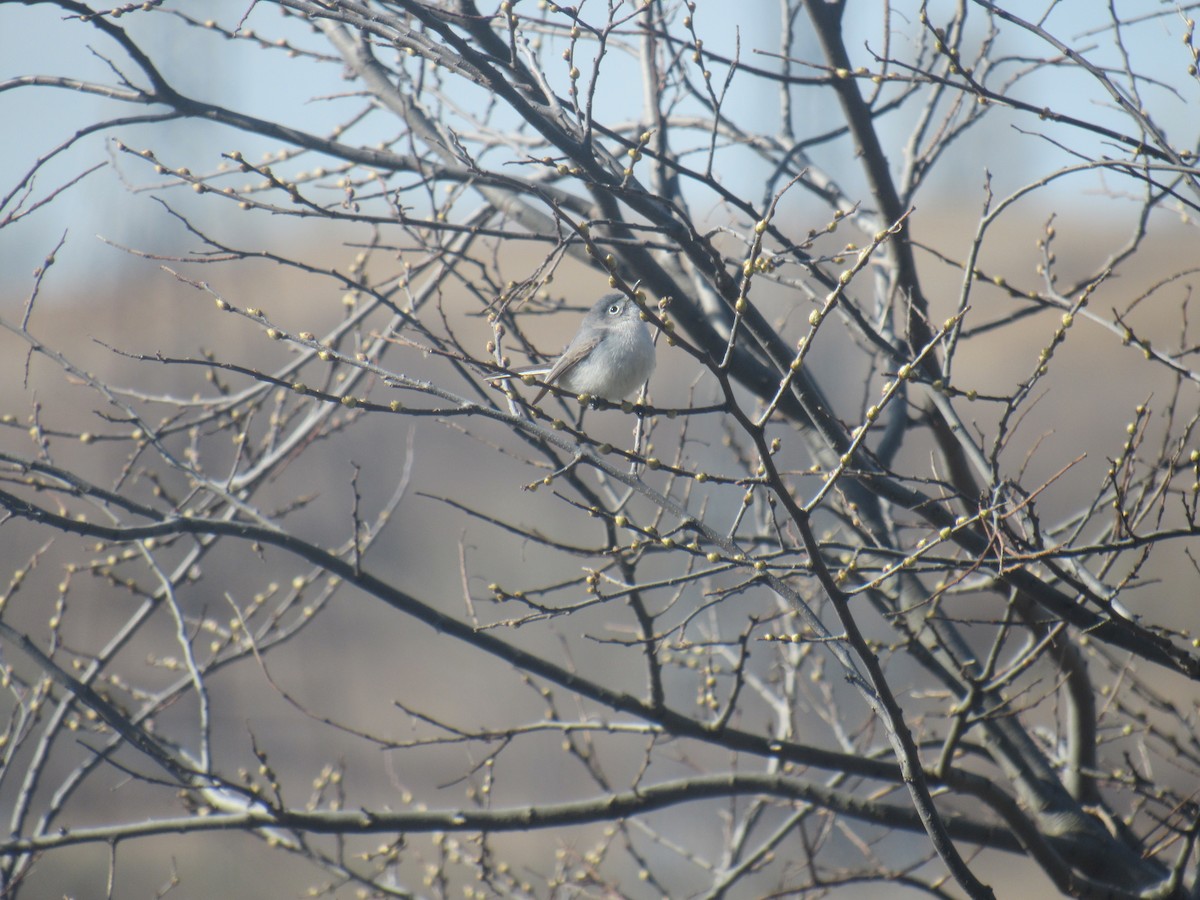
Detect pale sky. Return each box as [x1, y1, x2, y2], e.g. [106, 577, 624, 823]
[2, 1, 1195, 292]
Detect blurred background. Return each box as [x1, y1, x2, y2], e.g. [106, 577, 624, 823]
[2, 2, 1198, 897]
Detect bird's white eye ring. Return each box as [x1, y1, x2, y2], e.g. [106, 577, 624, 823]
[607, 303, 621, 315]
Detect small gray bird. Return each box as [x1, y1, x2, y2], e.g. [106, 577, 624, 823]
[513, 293, 657, 404]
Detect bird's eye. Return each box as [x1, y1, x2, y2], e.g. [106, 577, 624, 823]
[607, 303, 621, 315]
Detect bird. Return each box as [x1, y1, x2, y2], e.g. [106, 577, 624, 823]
[501, 293, 656, 404]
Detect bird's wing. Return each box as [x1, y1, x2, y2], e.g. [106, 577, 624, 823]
[532, 333, 601, 403]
